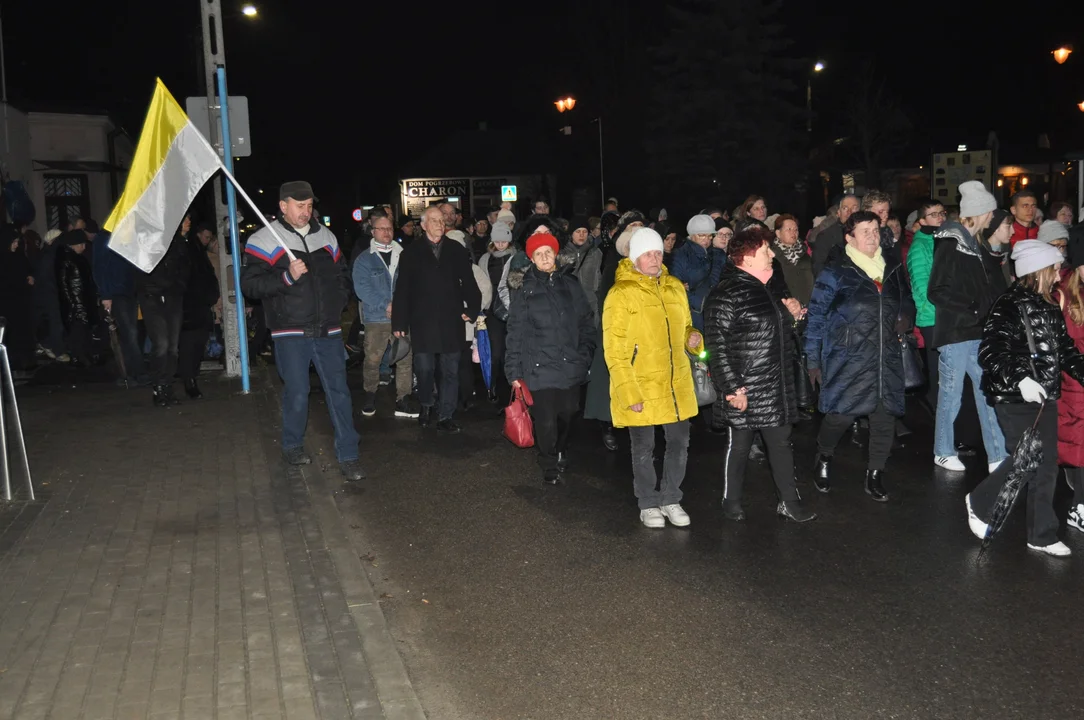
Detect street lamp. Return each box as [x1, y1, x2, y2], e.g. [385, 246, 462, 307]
[554, 96, 604, 211]
[807, 61, 825, 133]
[1054, 45, 1073, 64]
[241, 4, 258, 17]
[1078, 101, 1084, 112]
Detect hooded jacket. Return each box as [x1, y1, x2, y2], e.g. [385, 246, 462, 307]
[927, 221, 1007, 348]
[240, 217, 350, 339]
[602, 259, 702, 428]
[905, 226, 937, 328]
[556, 241, 603, 322]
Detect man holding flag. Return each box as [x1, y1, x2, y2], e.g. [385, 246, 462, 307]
[239, 181, 363, 480]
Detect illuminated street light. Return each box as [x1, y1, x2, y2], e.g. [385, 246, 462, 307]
[807, 62, 826, 133]
[814, 61, 825, 72]
[1078, 101, 1084, 112]
[555, 96, 576, 113]
[1054, 45, 1072, 64]
[242, 4, 258, 17]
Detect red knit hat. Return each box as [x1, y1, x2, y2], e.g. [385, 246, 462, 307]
[526, 233, 560, 259]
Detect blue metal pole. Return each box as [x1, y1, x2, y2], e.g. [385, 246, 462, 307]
[216, 66, 251, 393]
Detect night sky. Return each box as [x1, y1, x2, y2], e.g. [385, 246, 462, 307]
[5, 0, 1082, 221]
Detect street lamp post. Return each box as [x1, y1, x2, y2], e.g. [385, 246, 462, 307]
[555, 96, 605, 212]
[807, 61, 825, 133]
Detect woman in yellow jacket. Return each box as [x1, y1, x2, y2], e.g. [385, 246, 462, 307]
[604, 228, 703, 529]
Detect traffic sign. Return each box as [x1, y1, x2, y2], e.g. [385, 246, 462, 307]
[322, 216, 331, 227]
[501, 185, 517, 202]
[352, 208, 364, 222]
[185, 96, 252, 157]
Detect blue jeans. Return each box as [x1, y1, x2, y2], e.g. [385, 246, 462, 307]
[274, 336, 359, 462]
[110, 295, 147, 381]
[934, 340, 1006, 463]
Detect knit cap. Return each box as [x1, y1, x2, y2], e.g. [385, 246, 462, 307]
[1037, 219, 1069, 244]
[628, 227, 664, 264]
[1011, 239, 1064, 276]
[686, 214, 716, 235]
[958, 180, 997, 217]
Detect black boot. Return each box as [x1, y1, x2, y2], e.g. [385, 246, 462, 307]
[602, 426, 618, 452]
[864, 469, 888, 502]
[777, 500, 817, 523]
[543, 469, 563, 485]
[813, 454, 832, 493]
[418, 406, 434, 429]
[152, 385, 169, 408]
[185, 378, 202, 399]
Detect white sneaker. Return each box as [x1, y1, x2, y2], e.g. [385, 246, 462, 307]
[639, 508, 665, 529]
[935, 455, 966, 472]
[988, 460, 1004, 474]
[1068, 505, 1084, 532]
[659, 503, 691, 527]
[1027, 541, 1072, 557]
[965, 494, 988, 540]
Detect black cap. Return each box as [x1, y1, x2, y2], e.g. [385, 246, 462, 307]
[279, 181, 315, 202]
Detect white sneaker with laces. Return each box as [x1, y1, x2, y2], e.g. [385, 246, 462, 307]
[659, 503, 691, 527]
[935, 455, 966, 472]
[965, 494, 988, 540]
[1027, 541, 1072, 557]
[988, 460, 1003, 474]
[639, 508, 665, 529]
[1068, 504, 1084, 533]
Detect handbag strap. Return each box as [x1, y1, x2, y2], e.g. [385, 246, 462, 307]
[1020, 305, 1039, 378]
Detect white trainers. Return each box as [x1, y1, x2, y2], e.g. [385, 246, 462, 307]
[988, 460, 1003, 474]
[639, 508, 665, 529]
[935, 455, 966, 472]
[1027, 541, 1072, 557]
[1068, 504, 1084, 532]
[659, 503, 691, 527]
[965, 494, 988, 540]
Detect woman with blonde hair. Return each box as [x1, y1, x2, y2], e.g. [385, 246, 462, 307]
[969, 240, 1084, 557]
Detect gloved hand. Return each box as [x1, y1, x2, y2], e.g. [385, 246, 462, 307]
[1018, 377, 1047, 404]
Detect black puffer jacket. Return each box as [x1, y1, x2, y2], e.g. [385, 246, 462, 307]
[927, 222, 1007, 348]
[979, 282, 1084, 403]
[505, 265, 595, 391]
[55, 245, 96, 327]
[704, 264, 797, 429]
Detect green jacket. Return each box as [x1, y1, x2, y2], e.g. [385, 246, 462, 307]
[907, 228, 936, 328]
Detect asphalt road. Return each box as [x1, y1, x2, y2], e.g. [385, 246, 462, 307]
[305, 376, 1080, 720]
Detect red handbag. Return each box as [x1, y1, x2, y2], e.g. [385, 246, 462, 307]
[503, 384, 535, 448]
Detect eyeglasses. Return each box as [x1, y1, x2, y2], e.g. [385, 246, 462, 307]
[925, 211, 947, 219]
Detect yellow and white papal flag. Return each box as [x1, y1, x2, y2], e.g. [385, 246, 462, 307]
[104, 78, 223, 273]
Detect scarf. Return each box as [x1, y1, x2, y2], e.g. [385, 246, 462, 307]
[490, 246, 513, 258]
[738, 264, 774, 284]
[772, 238, 804, 266]
[845, 244, 886, 285]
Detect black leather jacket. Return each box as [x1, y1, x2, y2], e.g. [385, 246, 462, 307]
[55, 245, 96, 327]
[979, 282, 1084, 403]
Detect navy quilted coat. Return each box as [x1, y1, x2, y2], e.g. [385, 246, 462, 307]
[804, 251, 915, 417]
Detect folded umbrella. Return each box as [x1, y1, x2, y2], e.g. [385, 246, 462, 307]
[476, 317, 492, 391]
[980, 401, 1045, 556]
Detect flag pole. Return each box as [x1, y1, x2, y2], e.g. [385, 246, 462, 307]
[217, 163, 296, 262]
[216, 67, 251, 393]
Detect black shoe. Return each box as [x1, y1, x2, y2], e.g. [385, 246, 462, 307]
[543, 470, 563, 485]
[556, 452, 569, 473]
[865, 469, 888, 502]
[184, 378, 202, 399]
[162, 383, 181, 406]
[282, 447, 312, 465]
[418, 406, 434, 428]
[722, 503, 746, 521]
[813, 454, 832, 493]
[437, 419, 461, 434]
[379, 372, 392, 387]
[395, 395, 421, 418]
[340, 460, 365, 481]
[777, 500, 817, 523]
[602, 426, 618, 451]
[361, 391, 377, 417]
[152, 385, 170, 407]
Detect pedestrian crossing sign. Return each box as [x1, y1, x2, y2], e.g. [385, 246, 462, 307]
[501, 185, 517, 202]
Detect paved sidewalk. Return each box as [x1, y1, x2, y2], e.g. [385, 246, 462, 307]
[0, 368, 423, 720]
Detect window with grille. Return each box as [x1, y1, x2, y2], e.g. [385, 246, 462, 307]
[43, 174, 90, 230]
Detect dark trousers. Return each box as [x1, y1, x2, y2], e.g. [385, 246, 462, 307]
[724, 424, 800, 511]
[139, 293, 183, 385]
[178, 327, 210, 380]
[274, 336, 359, 463]
[628, 421, 690, 509]
[110, 295, 146, 380]
[530, 387, 579, 475]
[818, 402, 895, 470]
[970, 403, 1059, 546]
[486, 317, 511, 401]
[415, 351, 460, 421]
[459, 340, 477, 404]
[1067, 466, 1084, 503]
[65, 320, 92, 365]
[920, 336, 939, 411]
[34, 292, 64, 355]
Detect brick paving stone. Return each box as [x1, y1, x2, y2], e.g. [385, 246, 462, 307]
[0, 370, 422, 719]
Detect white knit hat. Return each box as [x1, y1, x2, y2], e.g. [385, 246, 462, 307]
[686, 214, 716, 235]
[628, 227, 664, 264]
[1037, 219, 1069, 244]
[958, 180, 997, 217]
[1011, 239, 1064, 276]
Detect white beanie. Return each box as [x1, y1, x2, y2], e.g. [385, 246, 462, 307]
[686, 214, 716, 235]
[1011, 239, 1064, 277]
[1037, 219, 1069, 244]
[958, 180, 997, 218]
[496, 209, 515, 227]
[628, 227, 664, 264]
